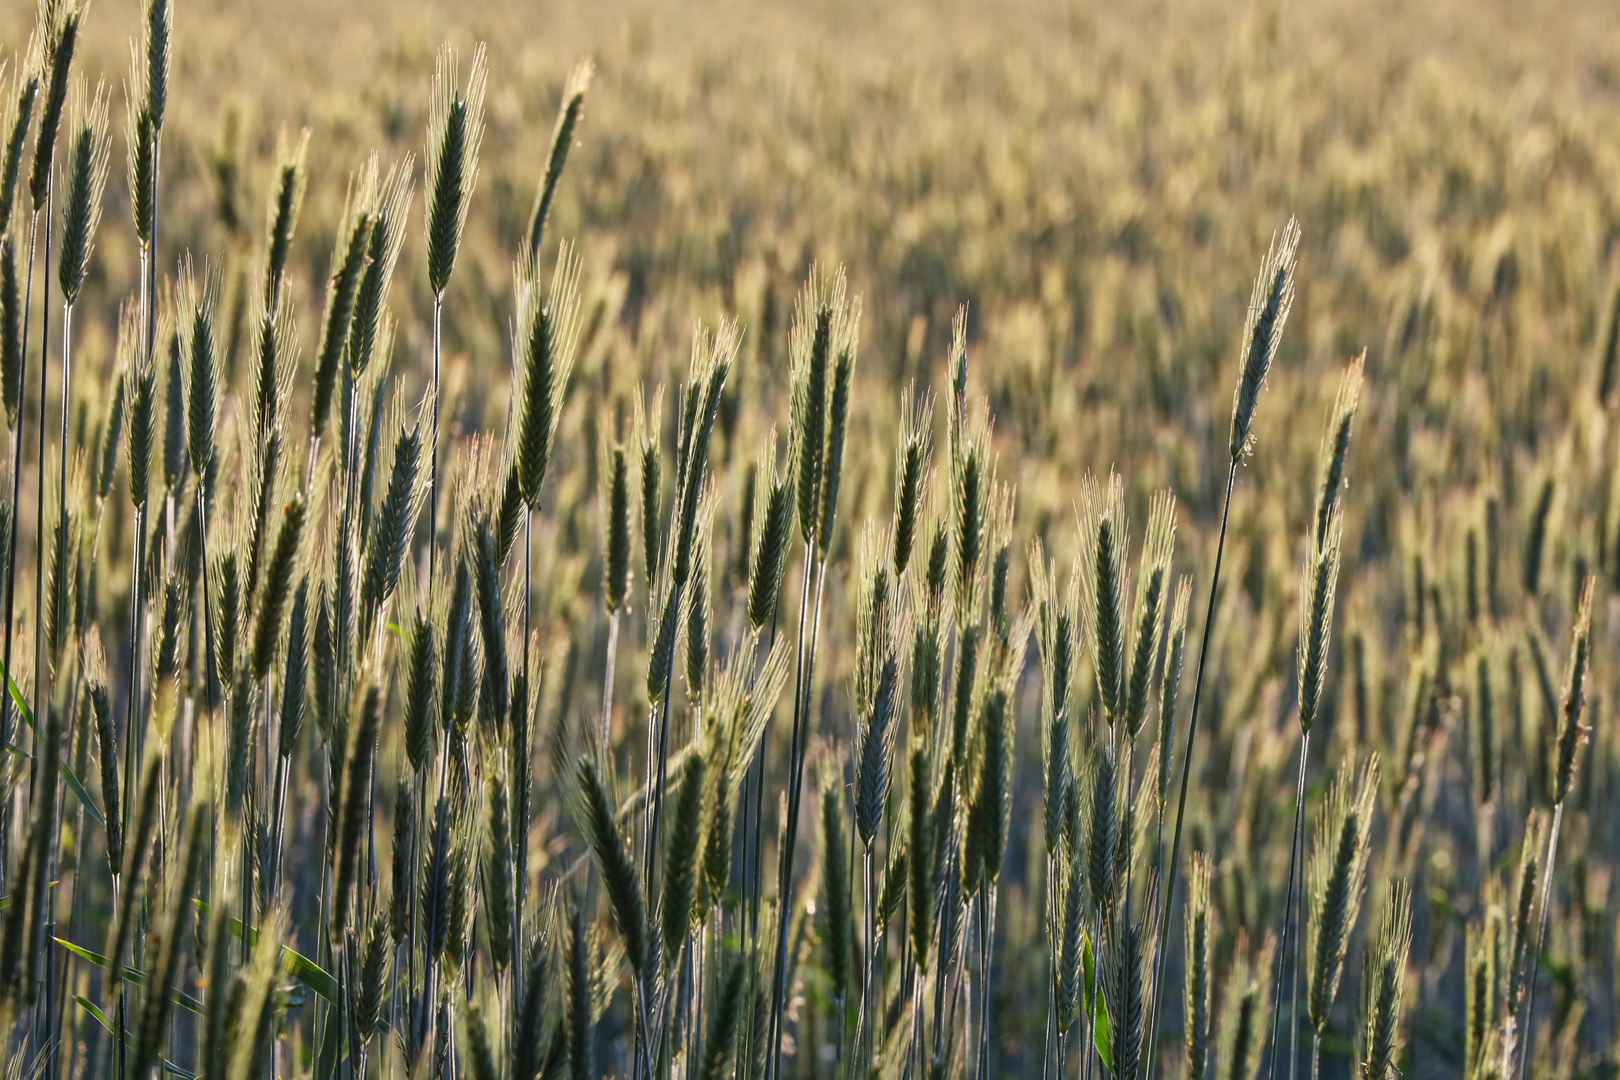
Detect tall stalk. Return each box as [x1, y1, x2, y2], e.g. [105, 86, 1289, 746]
[1145, 218, 1297, 1080]
[1263, 731, 1309, 1080]
[110, 30, 160, 1075]
[1516, 800, 1563, 1080]
[423, 42, 485, 603]
[766, 269, 855, 1080]
[0, 68, 39, 870]
[1144, 458, 1236, 1077]
[1517, 577, 1593, 1080]
[765, 549, 824, 1080]
[0, 206, 38, 883]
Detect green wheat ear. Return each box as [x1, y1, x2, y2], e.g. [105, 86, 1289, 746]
[1079, 470, 1128, 724]
[360, 419, 422, 639]
[1158, 576, 1191, 805]
[348, 157, 413, 380]
[661, 747, 706, 963]
[310, 160, 377, 438]
[481, 768, 515, 972]
[30, 5, 79, 212]
[125, 311, 158, 511]
[891, 386, 933, 578]
[1124, 490, 1176, 740]
[263, 126, 309, 300]
[1306, 754, 1379, 1036]
[1057, 845, 1083, 1034]
[1313, 352, 1364, 550]
[566, 902, 593, 1080]
[1229, 216, 1300, 460]
[1, 238, 21, 427]
[1296, 502, 1344, 736]
[251, 493, 306, 682]
[601, 438, 631, 613]
[278, 580, 309, 756]
[509, 930, 549, 1080]
[389, 778, 414, 943]
[95, 347, 127, 503]
[0, 58, 42, 237]
[819, 768, 853, 997]
[685, 537, 711, 697]
[56, 76, 108, 304]
[855, 651, 899, 848]
[515, 243, 584, 509]
[1032, 541, 1076, 859]
[968, 688, 1011, 886]
[331, 685, 381, 939]
[1360, 880, 1412, 1080]
[527, 58, 593, 261]
[1553, 576, 1595, 804]
[746, 430, 793, 631]
[178, 259, 221, 483]
[140, 0, 169, 130]
[426, 41, 486, 297]
[574, 754, 648, 974]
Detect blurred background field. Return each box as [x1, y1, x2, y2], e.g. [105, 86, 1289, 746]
[14, 0, 1620, 478]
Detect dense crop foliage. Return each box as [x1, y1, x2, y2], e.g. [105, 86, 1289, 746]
[0, 2, 1614, 1080]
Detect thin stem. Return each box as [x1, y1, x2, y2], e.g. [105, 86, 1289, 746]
[269, 753, 290, 904]
[427, 298, 441, 605]
[0, 208, 40, 825]
[1083, 907, 1101, 1080]
[116, 503, 143, 1080]
[406, 759, 424, 1064]
[601, 608, 619, 754]
[634, 974, 655, 1080]
[766, 552, 826, 1080]
[194, 481, 222, 720]
[1516, 800, 1565, 1080]
[514, 507, 532, 1022]
[930, 815, 957, 1067]
[1263, 730, 1310, 1080]
[417, 723, 453, 1059]
[643, 572, 686, 932]
[1044, 857, 1057, 1080]
[978, 887, 997, 1080]
[852, 842, 877, 1080]
[55, 299, 70, 594]
[36, 290, 79, 1080]
[145, 146, 159, 432]
[24, 181, 55, 1052]
[1289, 788, 1305, 1080]
[32, 180, 54, 797]
[1144, 457, 1239, 1080]
[908, 968, 925, 1080]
